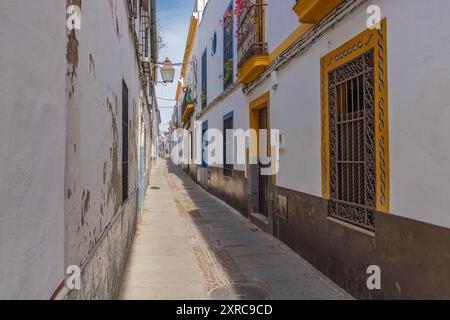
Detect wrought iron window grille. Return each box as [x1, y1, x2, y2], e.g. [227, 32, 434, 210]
[328, 49, 376, 231]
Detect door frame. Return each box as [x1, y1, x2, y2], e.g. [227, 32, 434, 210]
[247, 92, 275, 233]
[249, 92, 270, 161]
[201, 120, 209, 188]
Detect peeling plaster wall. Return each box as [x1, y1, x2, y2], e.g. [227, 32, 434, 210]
[0, 0, 149, 299]
[0, 1, 67, 299]
[64, 0, 142, 298]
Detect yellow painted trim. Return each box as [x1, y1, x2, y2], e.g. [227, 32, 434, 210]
[181, 104, 194, 124]
[320, 57, 330, 200]
[175, 82, 182, 102]
[268, 0, 345, 65]
[269, 23, 314, 64]
[249, 92, 270, 158]
[248, 92, 277, 185]
[237, 54, 269, 85]
[236, 0, 268, 84]
[320, 19, 390, 212]
[292, 0, 303, 20]
[175, 15, 197, 102]
[293, 0, 345, 24]
[181, 16, 198, 79]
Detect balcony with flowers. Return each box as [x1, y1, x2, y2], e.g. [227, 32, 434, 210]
[181, 87, 194, 125]
[236, 0, 268, 85]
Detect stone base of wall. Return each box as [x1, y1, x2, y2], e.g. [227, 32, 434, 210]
[184, 164, 248, 216]
[182, 163, 450, 299]
[273, 185, 450, 300]
[184, 164, 199, 184]
[68, 192, 138, 300]
[206, 166, 248, 217]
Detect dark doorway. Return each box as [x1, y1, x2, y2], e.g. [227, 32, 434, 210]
[201, 121, 208, 188]
[122, 80, 129, 203]
[258, 107, 269, 217]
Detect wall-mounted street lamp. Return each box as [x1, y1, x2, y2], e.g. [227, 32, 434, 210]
[146, 58, 195, 85]
[159, 58, 176, 83]
[145, 57, 176, 84]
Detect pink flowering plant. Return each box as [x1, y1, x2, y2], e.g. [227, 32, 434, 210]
[218, 0, 248, 41]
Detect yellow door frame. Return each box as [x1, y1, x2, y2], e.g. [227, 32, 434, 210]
[248, 91, 277, 185]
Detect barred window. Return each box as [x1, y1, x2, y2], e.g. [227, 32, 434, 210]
[328, 49, 376, 231]
[223, 1, 234, 90]
[223, 112, 234, 177]
[201, 49, 208, 109]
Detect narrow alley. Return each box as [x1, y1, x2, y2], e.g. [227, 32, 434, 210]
[119, 161, 352, 300]
[3, 0, 450, 303]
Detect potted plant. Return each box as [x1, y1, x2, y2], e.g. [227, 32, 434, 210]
[223, 59, 233, 85]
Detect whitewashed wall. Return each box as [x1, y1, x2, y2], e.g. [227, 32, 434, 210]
[193, 0, 450, 229]
[265, 0, 450, 228]
[196, 0, 239, 106]
[0, 0, 66, 299]
[265, 0, 299, 52]
[200, 90, 249, 171]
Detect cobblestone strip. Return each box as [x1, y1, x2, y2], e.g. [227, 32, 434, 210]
[165, 167, 248, 293]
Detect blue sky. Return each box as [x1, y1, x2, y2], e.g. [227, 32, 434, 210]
[156, 0, 196, 132]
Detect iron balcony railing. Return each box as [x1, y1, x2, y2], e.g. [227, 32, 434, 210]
[139, 10, 150, 60]
[237, 0, 268, 69]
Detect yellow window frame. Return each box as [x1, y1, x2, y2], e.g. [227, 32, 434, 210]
[321, 19, 390, 213]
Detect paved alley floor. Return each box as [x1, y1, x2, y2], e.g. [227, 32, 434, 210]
[119, 160, 352, 300]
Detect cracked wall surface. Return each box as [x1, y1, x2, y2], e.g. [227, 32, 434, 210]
[0, 0, 148, 299]
[64, 0, 142, 299]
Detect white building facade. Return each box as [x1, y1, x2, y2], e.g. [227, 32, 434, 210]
[174, 0, 450, 299]
[0, 0, 159, 299]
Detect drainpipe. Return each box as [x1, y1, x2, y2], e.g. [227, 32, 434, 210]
[150, 0, 158, 80]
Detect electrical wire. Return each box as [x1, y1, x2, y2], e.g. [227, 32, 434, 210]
[155, 61, 194, 66]
[157, 97, 177, 102]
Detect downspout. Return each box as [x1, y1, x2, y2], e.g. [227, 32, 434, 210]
[150, 0, 158, 81]
[149, 0, 160, 166]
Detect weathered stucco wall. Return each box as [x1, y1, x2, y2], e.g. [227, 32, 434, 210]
[0, 0, 151, 299]
[64, 0, 142, 298]
[0, 0, 67, 299]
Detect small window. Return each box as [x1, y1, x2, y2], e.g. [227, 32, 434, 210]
[122, 81, 129, 203]
[223, 2, 234, 90]
[202, 121, 208, 168]
[212, 32, 217, 56]
[201, 49, 208, 109]
[223, 112, 234, 177]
